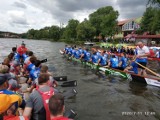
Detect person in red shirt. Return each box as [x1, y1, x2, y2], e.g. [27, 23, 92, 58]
[149, 49, 155, 57]
[17, 42, 28, 56]
[49, 94, 72, 120]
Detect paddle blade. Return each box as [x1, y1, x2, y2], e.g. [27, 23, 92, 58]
[40, 59, 47, 63]
[53, 76, 67, 81]
[61, 80, 77, 87]
[63, 88, 77, 99]
[64, 109, 77, 119]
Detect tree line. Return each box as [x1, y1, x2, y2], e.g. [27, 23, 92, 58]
[22, 0, 160, 42]
[22, 6, 119, 42]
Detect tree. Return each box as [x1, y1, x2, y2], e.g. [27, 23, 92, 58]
[76, 19, 96, 40]
[140, 7, 160, 34]
[49, 25, 61, 41]
[89, 6, 119, 37]
[148, 0, 160, 7]
[27, 29, 36, 39]
[63, 19, 79, 40]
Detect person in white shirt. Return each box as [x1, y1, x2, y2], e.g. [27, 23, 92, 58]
[136, 41, 150, 76]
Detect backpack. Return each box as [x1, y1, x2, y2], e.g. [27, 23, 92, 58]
[36, 87, 54, 120]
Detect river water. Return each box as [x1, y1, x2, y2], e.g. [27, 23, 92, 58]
[0, 38, 160, 120]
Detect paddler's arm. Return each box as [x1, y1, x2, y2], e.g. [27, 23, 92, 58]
[23, 107, 32, 119]
[124, 66, 132, 72]
[80, 54, 84, 60]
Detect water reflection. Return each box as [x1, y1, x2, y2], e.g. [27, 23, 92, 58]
[129, 81, 147, 96]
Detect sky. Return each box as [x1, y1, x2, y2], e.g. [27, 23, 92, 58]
[0, 0, 148, 33]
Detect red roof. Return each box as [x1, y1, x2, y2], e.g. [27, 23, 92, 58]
[135, 35, 160, 39]
[118, 19, 133, 26]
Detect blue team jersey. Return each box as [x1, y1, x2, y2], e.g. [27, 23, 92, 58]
[65, 47, 69, 54]
[0, 89, 15, 94]
[78, 48, 83, 55]
[110, 58, 119, 68]
[68, 48, 72, 55]
[84, 51, 91, 61]
[27, 63, 35, 72]
[74, 50, 81, 59]
[71, 49, 76, 56]
[103, 53, 108, 59]
[22, 54, 28, 61]
[29, 68, 41, 81]
[99, 56, 107, 66]
[91, 54, 99, 63]
[14, 53, 20, 61]
[120, 57, 128, 68]
[82, 50, 87, 54]
[96, 52, 101, 59]
[131, 62, 138, 74]
[136, 58, 148, 63]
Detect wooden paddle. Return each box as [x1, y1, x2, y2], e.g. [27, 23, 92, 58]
[135, 61, 160, 77]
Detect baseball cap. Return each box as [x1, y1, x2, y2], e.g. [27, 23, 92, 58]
[8, 79, 21, 91]
[0, 94, 22, 114]
[0, 74, 7, 85]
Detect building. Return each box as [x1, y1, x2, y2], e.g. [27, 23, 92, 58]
[114, 17, 142, 39]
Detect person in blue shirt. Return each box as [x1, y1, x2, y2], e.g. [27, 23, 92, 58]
[90, 49, 99, 64]
[118, 52, 128, 70]
[80, 48, 91, 62]
[107, 55, 119, 69]
[65, 46, 69, 54]
[67, 47, 72, 57]
[14, 52, 21, 62]
[78, 47, 83, 55]
[71, 47, 76, 57]
[73, 48, 81, 59]
[124, 58, 138, 74]
[27, 60, 42, 92]
[98, 51, 108, 66]
[27, 60, 41, 84]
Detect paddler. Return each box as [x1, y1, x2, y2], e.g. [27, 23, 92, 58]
[135, 41, 150, 76]
[124, 57, 138, 74]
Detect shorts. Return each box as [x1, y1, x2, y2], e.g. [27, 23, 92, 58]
[137, 62, 147, 69]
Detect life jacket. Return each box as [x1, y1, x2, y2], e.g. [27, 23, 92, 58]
[36, 87, 54, 120]
[17, 46, 28, 56]
[149, 49, 155, 57]
[51, 116, 70, 120]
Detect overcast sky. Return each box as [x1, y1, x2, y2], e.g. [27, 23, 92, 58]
[0, 0, 148, 33]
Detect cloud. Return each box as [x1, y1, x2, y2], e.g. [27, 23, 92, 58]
[7, 10, 29, 26]
[0, 0, 150, 33]
[24, 0, 115, 24]
[116, 0, 148, 19]
[13, 1, 27, 9]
